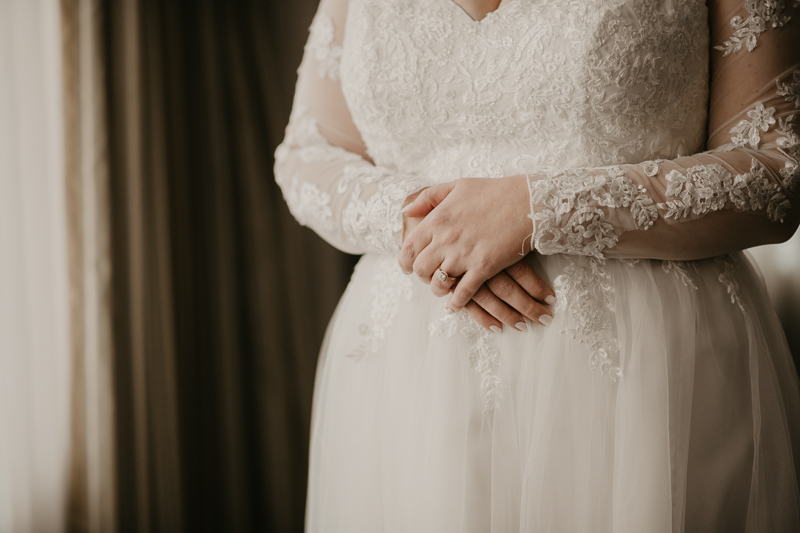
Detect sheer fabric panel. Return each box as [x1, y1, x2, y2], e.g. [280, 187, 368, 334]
[0, 0, 71, 531]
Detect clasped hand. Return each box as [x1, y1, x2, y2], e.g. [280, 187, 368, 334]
[400, 175, 555, 332]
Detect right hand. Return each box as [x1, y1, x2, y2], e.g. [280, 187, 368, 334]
[455, 260, 555, 333]
[402, 192, 555, 333]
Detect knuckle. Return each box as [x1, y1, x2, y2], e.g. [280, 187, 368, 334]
[475, 260, 493, 280]
[530, 277, 549, 298]
[520, 301, 538, 318]
[497, 308, 515, 324]
[505, 261, 525, 278]
[441, 228, 461, 246]
[472, 286, 490, 303]
[491, 278, 515, 299]
[401, 241, 415, 260]
[453, 286, 471, 303]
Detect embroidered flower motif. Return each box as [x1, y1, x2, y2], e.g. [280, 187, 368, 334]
[716, 256, 747, 312]
[776, 116, 800, 190]
[553, 257, 622, 381]
[662, 261, 699, 289]
[642, 161, 661, 177]
[659, 159, 790, 223]
[529, 167, 658, 258]
[430, 309, 502, 412]
[715, 0, 795, 56]
[776, 69, 800, 109]
[350, 257, 414, 359]
[307, 12, 343, 81]
[275, 107, 429, 255]
[729, 103, 776, 149]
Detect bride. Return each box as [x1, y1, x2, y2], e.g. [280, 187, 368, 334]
[275, 0, 800, 530]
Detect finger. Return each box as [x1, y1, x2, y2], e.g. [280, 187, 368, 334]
[402, 181, 456, 218]
[447, 269, 489, 312]
[485, 272, 553, 326]
[399, 222, 433, 274]
[472, 285, 528, 331]
[412, 245, 445, 285]
[464, 300, 503, 334]
[504, 260, 557, 305]
[430, 261, 459, 297]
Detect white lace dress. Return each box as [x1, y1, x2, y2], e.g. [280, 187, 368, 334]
[274, 0, 800, 530]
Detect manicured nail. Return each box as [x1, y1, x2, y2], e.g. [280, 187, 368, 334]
[444, 306, 454, 315]
[400, 204, 412, 214]
[545, 295, 556, 306]
[539, 315, 553, 327]
[515, 322, 528, 332]
[489, 325, 502, 334]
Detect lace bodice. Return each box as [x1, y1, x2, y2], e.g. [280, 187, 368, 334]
[341, 0, 708, 180]
[275, 0, 800, 260]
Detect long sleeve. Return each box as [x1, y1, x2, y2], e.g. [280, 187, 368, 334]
[274, 0, 430, 256]
[526, 0, 800, 261]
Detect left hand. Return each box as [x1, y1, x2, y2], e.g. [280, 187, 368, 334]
[399, 175, 533, 311]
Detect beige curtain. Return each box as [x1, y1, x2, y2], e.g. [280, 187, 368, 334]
[62, 0, 117, 531]
[0, 1, 72, 532]
[64, 0, 355, 531]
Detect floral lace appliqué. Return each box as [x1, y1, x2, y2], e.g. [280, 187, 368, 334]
[275, 105, 429, 255]
[307, 12, 343, 81]
[662, 261, 699, 289]
[729, 103, 776, 149]
[658, 159, 790, 223]
[777, 68, 800, 109]
[529, 166, 658, 258]
[777, 116, 800, 189]
[553, 257, 622, 381]
[349, 257, 414, 359]
[715, 0, 797, 56]
[430, 309, 501, 413]
[715, 255, 747, 312]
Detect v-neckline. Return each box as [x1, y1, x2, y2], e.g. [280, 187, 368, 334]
[447, 0, 517, 23]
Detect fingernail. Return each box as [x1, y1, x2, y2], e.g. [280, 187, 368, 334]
[545, 295, 556, 306]
[400, 204, 412, 214]
[515, 322, 528, 332]
[539, 315, 553, 327]
[444, 306, 454, 315]
[489, 325, 502, 334]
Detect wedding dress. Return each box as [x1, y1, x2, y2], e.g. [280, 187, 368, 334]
[274, 0, 800, 530]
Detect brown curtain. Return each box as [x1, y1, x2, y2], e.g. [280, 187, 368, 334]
[73, 0, 356, 531]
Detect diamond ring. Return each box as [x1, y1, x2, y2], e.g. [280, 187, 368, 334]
[435, 268, 456, 283]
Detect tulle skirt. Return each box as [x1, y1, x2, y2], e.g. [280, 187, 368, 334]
[305, 251, 800, 532]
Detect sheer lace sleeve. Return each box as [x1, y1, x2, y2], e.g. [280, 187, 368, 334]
[526, 0, 800, 260]
[274, 0, 430, 255]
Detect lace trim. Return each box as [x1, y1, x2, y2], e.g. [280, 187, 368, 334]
[553, 257, 622, 381]
[341, 174, 430, 254]
[777, 69, 800, 109]
[777, 69, 800, 190]
[275, 105, 429, 254]
[529, 166, 658, 258]
[662, 260, 699, 289]
[307, 12, 342, 81]
[777, 116, 800, 190]
[716, 255, 747, 312]
[729, 103, 776, 149]
[715, 0, 798, 56]
[658, 159, 790, 223]
[349, 257, 414, 359]
[430, 309, 501, 412]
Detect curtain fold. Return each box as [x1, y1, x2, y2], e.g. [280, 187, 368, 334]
[62, 2, 118, 532]
[95, 0, 356, 531]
